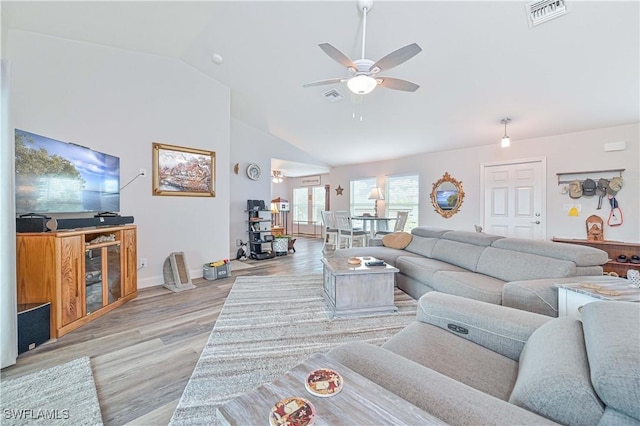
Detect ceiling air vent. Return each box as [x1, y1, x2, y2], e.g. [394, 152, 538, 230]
[323, 89, 344, 103]
[526, 0, 568, 27]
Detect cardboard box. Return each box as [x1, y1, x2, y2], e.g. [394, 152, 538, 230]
[203, 262, 230, 280]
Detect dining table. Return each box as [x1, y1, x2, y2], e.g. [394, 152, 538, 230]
[351, 215, 396, 240]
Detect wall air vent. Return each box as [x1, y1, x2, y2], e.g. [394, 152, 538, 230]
[526, 0, 568, 27]
[323, 89, 344, 103]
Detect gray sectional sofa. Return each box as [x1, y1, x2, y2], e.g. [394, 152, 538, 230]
[327, 292, 640, 425]
[333, 227, 609, 316]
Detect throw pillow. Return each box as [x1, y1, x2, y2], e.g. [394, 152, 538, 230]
[382, 232, 413, 249]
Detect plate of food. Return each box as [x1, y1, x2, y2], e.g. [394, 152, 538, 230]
[305, 368, 343, 397]
[269, 397, 315, 426]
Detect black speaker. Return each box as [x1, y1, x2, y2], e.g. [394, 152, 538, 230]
[16, 217, 50, 233]
[54, 216, 134, 230]
[17, 302, 51, 354]
[17, 215, 134, 232]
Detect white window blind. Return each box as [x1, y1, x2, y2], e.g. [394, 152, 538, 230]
[350, 178, 376, 216]
[385, 174, 419, 231]
[293, 187, 308, 222]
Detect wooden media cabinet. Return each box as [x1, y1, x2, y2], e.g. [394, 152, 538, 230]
[17, 225, 137, 338]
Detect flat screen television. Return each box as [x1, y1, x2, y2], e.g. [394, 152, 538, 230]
[15, 129, 120, 215]
[436, 190, 458, 211]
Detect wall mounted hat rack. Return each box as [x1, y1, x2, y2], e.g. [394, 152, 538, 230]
[556, 168, 625, 185]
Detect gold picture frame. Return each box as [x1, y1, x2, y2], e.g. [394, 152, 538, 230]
[430, 172, 465, 218]
[152, 142, 215, 197]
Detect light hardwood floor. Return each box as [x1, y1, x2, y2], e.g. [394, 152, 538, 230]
[2, 236, 326, 425]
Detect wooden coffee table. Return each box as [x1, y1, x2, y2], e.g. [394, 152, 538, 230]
[322, 256, 399, 317]
[216, 353, 444, 425]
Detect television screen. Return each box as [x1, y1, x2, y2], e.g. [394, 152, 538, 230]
[15, 129, 120, 214]
[436, 190, 458, 211]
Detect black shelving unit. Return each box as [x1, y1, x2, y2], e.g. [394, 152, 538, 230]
[247, 208, 275, 260]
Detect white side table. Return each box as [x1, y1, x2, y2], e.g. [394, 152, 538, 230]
[555, 280, 640, 320]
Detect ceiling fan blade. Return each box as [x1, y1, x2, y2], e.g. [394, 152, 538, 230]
[370, 43, 422, 72]
[318, 43, 357, 69]
[302, 78, 346, 88]
[377, 77, 420, 92]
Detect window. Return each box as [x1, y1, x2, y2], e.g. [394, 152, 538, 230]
[350, 178, 376, 216]
[293, 186, 326, 224]
[385, 174, 419, 231]
[311, 186, 325, 223]
[293, 187, 309, 222]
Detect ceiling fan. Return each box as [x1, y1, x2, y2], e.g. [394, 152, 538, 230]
[303, 0, 422, 95]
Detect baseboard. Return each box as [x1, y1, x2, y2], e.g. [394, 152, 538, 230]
[137, 267, 205, 289]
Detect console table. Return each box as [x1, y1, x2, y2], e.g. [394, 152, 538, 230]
[552, 238, 640, 278]
[216, 353, 444, 425]
[16, 225, 137, 338]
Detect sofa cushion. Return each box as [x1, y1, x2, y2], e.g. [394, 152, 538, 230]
[431, 239, 486, 271]
[383, 321, 519, 401]
[418, 292, 551, 361]
[431, 271, 504, 305]
[442, 230, 504, 247]
[492, 238, 608, 267]
[581, 301, 640, 421]
[411, 226, 451, 238]
[477, 247, 576, 282]
[382, 232, 412, 249]
[404, 236, 440, 258]
[396, 256, 466, 284]
[328, 341, 557, 425]
[509, 317, 604, 425]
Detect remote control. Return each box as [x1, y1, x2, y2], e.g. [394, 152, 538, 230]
[365, 260, 386, 266]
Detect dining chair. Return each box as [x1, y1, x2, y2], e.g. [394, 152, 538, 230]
[320, 210, 338, 250]
[376, 211, 409, 236]
[334, 211, 367, 249]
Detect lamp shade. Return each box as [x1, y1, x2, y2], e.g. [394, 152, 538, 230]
[347, 75, 377, 95]
[368, 187, 385, 200]
[501, 136, 510, 148]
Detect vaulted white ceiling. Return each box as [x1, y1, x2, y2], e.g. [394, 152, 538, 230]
[3, 1, 639, 171]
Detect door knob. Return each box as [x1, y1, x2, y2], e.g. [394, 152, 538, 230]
[530, 221, 541, 224]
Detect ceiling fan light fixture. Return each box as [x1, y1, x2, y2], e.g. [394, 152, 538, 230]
[347, 75, 377, 95]
[272, 170, 284, 183]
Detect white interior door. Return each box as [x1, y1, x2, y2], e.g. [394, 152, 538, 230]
[483, 159, 545, 239]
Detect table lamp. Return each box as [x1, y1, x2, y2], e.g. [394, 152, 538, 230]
[368, 187, 385, 217]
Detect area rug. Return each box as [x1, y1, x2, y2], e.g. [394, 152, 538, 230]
[1, 357, 103, 426]
[228, 260, 255, 271]
[169, 274, 417, 425]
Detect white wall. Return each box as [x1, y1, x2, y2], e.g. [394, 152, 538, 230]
[331, 123, 640, 243]
[229, 119, 329, 255]
[1, 28, 19, 367]
[8, 30, 231, 288]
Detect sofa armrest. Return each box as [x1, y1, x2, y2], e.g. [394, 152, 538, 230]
[417, 292, 552, 361]
[327, 342, 558, 425]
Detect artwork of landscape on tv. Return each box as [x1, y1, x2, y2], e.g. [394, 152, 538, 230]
[15, 129, 120, 214]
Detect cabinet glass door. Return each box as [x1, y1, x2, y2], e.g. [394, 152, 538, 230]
[85, 243, 122, 314]
[85, 248, 103, 314]
[106, 244, 122, 304]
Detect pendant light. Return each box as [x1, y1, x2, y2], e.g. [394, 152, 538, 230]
[501, 118, 511, 148]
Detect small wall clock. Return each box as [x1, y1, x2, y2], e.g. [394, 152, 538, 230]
[247, 163, 261, 180]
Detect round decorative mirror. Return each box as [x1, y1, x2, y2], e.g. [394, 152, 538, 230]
[430, 172, 465, 218]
